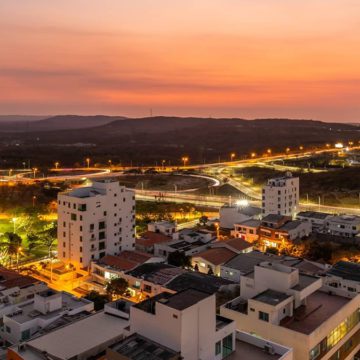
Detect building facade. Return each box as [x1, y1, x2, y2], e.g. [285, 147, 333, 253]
[57, 179, 135, 268]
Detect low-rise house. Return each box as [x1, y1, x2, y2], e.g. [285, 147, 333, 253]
[135, 231, 172, 253]
[296, 211, 332, 230]
[325, 215, 360, 238]
[221, 261, 360, 360]
[220, 251, 328, 283]
[324, 261, 360, 298]
[259, 214, 311, 250]
[8, 299, 132, 360]
[125, 263, 186, 299]
[110, 289, 293, 360]
[211, 237, 253, 254]
[231, 219, 261, 243]
[1, 289, 93, 346]
[90, 250, 163, 290]
[220, 204, 262, 229]
[192, 248, 237, 276]
[147, 220, 177, 235]
[154, 229, 215, 258]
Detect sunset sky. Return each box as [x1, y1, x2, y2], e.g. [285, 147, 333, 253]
[1, 1, 360, 122]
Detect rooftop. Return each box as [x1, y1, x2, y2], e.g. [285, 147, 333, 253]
[165, 271, 234, 294]
[236, 219, 262, 228]
[194, 247, 237, 265]
[280, 290, 351, 334]
[261, 214, 288, 224]
[127, 263, 185, 285]
[279, 220, 303, 231]
[135, 289, 211, 313]
[110, 333, 180, 360]
[327, 261, 360, 282]
[292, 274, 320, 291]
[136, 231, 172, 247]
[0, 267, 39, 290]
[329, 215, 360, 224]
[297, 211, 331, 220]
[227, 339, 284, 360]
[98, 251, 153, 271]
[252, 289, 291, 306]
[221, 237, 253, 252]
[19, 311, 129, 359]
[7, 292, 91, 324]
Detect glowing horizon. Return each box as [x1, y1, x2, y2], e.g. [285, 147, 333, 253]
[1, 1, 360, 122]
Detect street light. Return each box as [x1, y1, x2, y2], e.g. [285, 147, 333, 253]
[162, 160, 166, 170]
[267, 149, 272, 155]
[33, 168, 38, 178]
[32, 196, 37, 207]
[54, 162, 59, 169]
[11, 217, 17, 233]
[230, 153, 236, 161]
[251, 153, 256, 158]
[299, 146, 304, 151]
[108, 160, 112, 168]
[286, 147, 290, 153]
[181, 157, 189, 167]
[86, 158, 90, 168]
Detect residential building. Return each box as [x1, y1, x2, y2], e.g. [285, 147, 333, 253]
[130, 289, 236, 360]
[57, 179, 135, 268]
[262, 173, 299, 217]
[211, 237, 253, 254]
[135, 230, 172, 253]
[147, 220, 177, 235]
[296, 211, 332, 230]
[220, 251, 327, 283]
[221, 260, 360, 360]
[325, 215, 360, 238]
[192, 248, 237, 276]
[154, 229, 214, 258]
[1, 289, 93, 346]
[324, 261, 360, 298]
[219, 204, 262, 229]
[8, 299, 131, 360]
[231, 219, 261, 243]
[259, 214, 311, 250]
[90, 250, 164, 290]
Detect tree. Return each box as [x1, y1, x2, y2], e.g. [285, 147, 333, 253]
[27, 222, 57, 258]
[265, 247, 279, 255]
[0, 232, 23, 266]
[85, 291, 108, 311]
[106, 277, 129, 300]
[167, 251, 192, 268]
[207, 267, 214, 275]
[199, 216, 208, 226]
[194, 264, 199, 272]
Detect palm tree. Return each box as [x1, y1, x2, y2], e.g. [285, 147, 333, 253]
[0, 232, 23, 267]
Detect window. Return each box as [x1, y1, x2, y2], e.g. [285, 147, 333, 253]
[173, 314, 178, 319]
[99, 231, 105, 240]
[103, 211, 107, 216]
[144, 284, 152, 293]
[99, 242, 105, 250]
[21, 329, 30, 341]
[80, 226, 83, 231]
[63, 242, 66, 247]
[63, 252, 66, 257]
[63, 221, 66, 227]
[80, 236, 83, 242]
[99, 252, 105, 258]
[215, 341, 221, 355]
[90, 224, 95, 231]
[80, 257, 82, 263]
[222, 334, 233, 357]
[80, 246, 82, 252]
[99, 221, 106, 230]
[259, 311, 269, 322]
[63, 232, 66, 237]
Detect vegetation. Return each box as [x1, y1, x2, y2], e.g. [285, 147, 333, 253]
[105, 278, 129, 299]
[167, 251, 192, 268]
[85, 291, 109, 311]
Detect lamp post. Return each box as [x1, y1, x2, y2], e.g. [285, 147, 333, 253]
[230, 153, 235, 161]
[181, 157, 188, 167]
[33, 168, 38, 178]
[12, 217, 17, 233]
[86, 158, 90, 168]
[55, 162, 59, 169]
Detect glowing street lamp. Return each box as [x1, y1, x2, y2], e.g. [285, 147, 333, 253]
[8, 169, 13, 177]
[108, 160, 112, 168]
[299, 146, 304, 151]
[181, 156, 189, 167]
[267, 149, 272, 155]
[86, 158, 90, 168]
[11, 217, 17, 233]
[54, 162, 59, 169]
[286, 147, 290, 153]
[251, 152, 256, 158]
[32, 196, 37, 207]
[33, 168, 38, 178]
[162, 160, 166, 169]
[230, 153, 236, 161]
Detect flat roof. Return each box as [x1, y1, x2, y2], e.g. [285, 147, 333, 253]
[165, 271, 233, 294]
[279, 220, 303, 231]
[236, 219, 262, 228]
[280, 291, 351, 334]
[261, 214, 288, 224]
[297, 211, 331, 220]
[252, 289, 291, 306]
[135, 289, 211, 313]
[227, 339, 284, 360]
[19, 311, 128, 359]
[292, 274, 320, 291]
[110, 333, 179, 360]
[327, 261, 360, 282]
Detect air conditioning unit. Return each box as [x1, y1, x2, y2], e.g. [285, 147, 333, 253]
[264, 344, 275, 355]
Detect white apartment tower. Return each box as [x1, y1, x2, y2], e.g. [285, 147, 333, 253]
[262, 172, 299, 218]
[57, 179, 135, 268]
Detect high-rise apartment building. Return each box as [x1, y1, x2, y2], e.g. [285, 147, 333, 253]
[262, 172, 299, 218]
[57, 179, 135, 268]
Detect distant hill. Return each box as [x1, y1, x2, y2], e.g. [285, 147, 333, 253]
[0, 116, 358, 167]
[0, 115, 126, 132]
